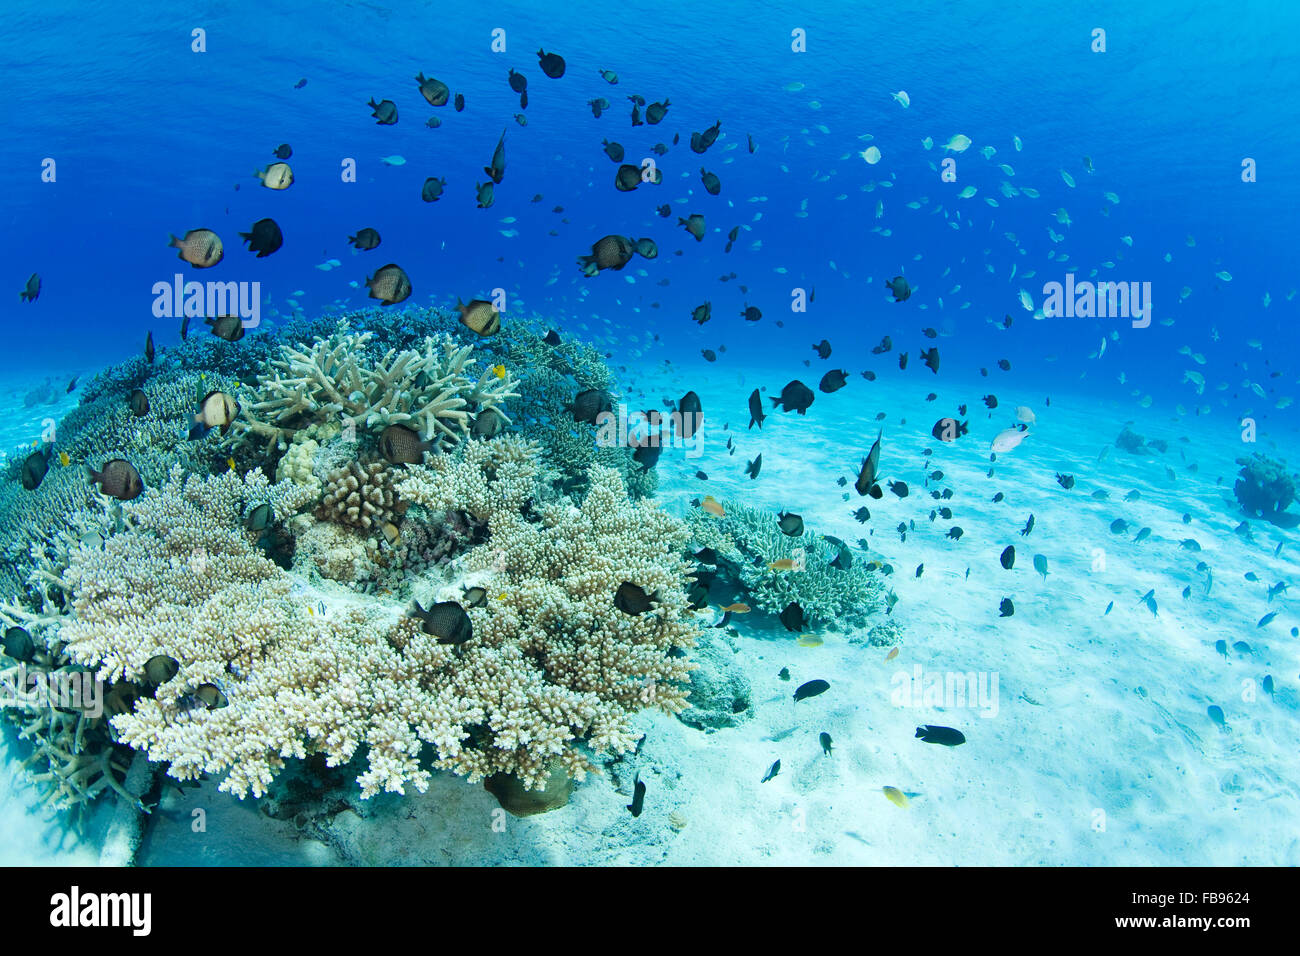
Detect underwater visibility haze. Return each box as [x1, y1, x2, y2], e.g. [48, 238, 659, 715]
[2, 0, 1299, 868]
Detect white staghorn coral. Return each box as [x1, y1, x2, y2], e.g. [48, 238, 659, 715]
[231, 321, 520, 450]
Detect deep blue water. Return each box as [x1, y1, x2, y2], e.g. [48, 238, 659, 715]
[4, 0, 1299, 430]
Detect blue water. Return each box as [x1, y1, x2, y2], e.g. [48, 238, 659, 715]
[3, 0, 1300, 865]
[5, 1, 1298, 393]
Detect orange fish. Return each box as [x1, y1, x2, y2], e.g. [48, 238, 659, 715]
[767, 558, 797, 572]
[719, 603, 750, 613]
[701, 495, 725, 517]
[885, 646, 899, 662]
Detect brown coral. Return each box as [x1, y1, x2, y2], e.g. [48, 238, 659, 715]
[315, 460, 396, 531]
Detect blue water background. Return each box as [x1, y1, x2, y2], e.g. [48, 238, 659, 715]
[2, 0, 1298, 439]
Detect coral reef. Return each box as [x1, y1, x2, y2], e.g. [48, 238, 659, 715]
[484, 323, 658, 499]
[1, 495, 149, 820]
[685, 498, 893, 640]
[1234, 453, 1299, 519]
[1, 302, 689, 823]
[391, 438, 700, 789]
[275, 436, 322, 497]
[0, 465, 95, 599]
[289, 519, 378, 586]
[0, 645, 141, 820]
[0, 366, 240, 599]
[230, 321, 519, 452]
[1115, 425, 1167, 456]
[25, 441, 696, 801]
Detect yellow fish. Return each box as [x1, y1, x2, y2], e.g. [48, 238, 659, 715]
[58, 451, 70, 467]
[882, 786, 909, 808]
[795, 634, 823, 648]
[700, 495, 725, 517]
[226, 457, 237, 472]
[885, 646, 899, 662]
[491, 364, 507, 379]
[307, 606, 315, 616]
[767, 558, 797, 572]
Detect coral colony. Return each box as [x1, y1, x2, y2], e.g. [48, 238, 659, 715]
[3, 304, 865, 823]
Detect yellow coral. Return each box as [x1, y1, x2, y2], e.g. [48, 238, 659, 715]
[275, 437, 321, 496]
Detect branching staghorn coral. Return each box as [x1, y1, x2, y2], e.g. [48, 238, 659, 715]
[36, 444, 696, 801]
[1, 521, 146, 821]
[230, 321, 519, 451]
[0, 465, 94, 600]
[0, 641, 141, 821]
